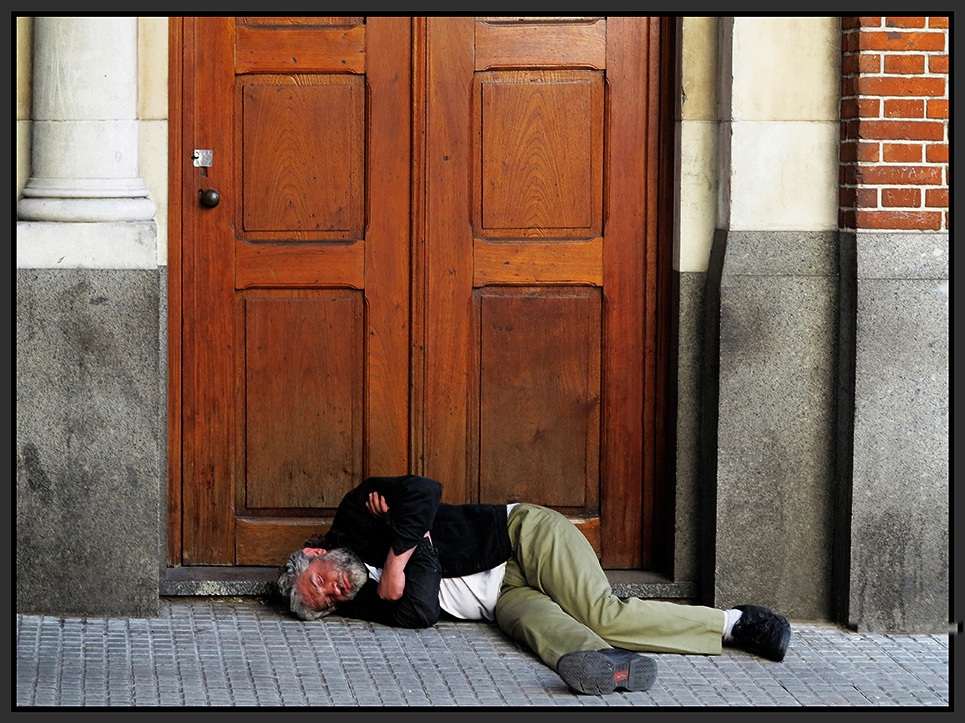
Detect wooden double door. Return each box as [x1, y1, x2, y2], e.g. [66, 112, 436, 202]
[170, 16, 674, 571]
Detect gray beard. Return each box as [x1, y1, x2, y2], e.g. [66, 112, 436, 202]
[324, 547, 369, 599]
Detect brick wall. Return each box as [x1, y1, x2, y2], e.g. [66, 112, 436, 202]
[839, 16, 949, 232]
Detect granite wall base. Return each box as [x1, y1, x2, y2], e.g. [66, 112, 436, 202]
[17, 267, 163, 617]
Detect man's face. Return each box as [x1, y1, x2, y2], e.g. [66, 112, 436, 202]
[296, 552, 357, 613]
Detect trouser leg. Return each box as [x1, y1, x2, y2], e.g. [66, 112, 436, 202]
[495, 583, 607, 669]
[495, 504, 725, 668]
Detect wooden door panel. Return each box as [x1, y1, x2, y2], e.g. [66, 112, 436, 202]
[476, 287, 601, 509]
[474, 16, 606, 69]
[234, 21, 365, 73]
[472, 237, 603, 285]
[242, 293, 363, 509]
[180, 17, 237, 564]
[474, 70, 603, 238]
[235, 242, 364, 289]
[240, 75, 365, 236]
[180, 17, 411, 566]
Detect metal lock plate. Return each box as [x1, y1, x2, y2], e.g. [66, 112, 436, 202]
[193, 149, 213, 167]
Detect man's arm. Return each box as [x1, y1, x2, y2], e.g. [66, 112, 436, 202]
[366, 487, 431, 600]
[335, 535, 442, 628]
[309, 474, 442, 559]
[367, 475, 442, 557]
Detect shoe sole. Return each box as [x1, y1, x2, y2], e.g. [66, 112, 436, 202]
[557, 650, 657, 695]
[771, 620, 791, 662]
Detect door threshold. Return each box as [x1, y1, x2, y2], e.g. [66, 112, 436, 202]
[161, 566, 696, 601]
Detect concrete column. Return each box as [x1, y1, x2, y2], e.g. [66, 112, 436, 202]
[701, 18, 841, 621]
[17, 16, 155, 222]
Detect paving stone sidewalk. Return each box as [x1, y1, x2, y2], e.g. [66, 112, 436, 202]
[15, 597, 954, 709]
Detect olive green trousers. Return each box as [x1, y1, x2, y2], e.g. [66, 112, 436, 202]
[493, 503, 725, 670]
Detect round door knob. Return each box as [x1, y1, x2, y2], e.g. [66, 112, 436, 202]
[199, 189, 220, 208]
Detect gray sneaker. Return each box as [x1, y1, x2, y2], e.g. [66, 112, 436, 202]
[556, 648, 658, 695]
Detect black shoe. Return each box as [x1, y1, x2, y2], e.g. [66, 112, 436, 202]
[556, 648, 657, 695]
[731, 604, 791, 662]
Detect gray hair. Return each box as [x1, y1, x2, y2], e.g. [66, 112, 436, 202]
[278, 547, 369, 621]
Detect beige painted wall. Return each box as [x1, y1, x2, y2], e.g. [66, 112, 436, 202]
[675, 16, 840, 272]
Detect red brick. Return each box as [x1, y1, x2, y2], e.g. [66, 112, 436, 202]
[841, 76, 861, 97]
[839, 141, 857, 163]
[884, 54, 926, 74]
[858, 31, 947, 52]
[886, 17, 926, 28]
[839, 98, 859, 118]
[928, 54, 948, 73]
[928, 16, 949, 29]
[926, 99, 948, 119]
[858, 53, 882, 73]
[883, 98, 924, 118]
[858, 76, 947, 97]
[841, 53, 860, 75]
[857, 17, 884, 28]
[857, 165, 943, 185]
[857, 141, 880, 162]
[840, 165, 859, 185]
[925, 143, 948, 163]
[925, 188, 948, 208]
[839, 188, 859, 210]
[855, 187, 879, 207]
[858, 98, 881, 117]
[841, 17, 862, 30]
[881, 187, 921, 207]
[882, 143, 923, 163]
[857, 119, 945, 141]
[855, 209, 942, 230]
[840, 119, 860, 141]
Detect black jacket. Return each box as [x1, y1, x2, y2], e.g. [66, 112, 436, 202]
[305, 475, 512, 628]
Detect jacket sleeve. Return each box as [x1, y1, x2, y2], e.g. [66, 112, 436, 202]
[307, 475, 443, 561]
[367, 475, 442, 556]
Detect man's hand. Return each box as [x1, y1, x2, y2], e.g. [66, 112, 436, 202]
[366, 491, 389, 519]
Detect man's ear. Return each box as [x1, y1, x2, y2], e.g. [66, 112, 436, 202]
[302, 547, 326, 557]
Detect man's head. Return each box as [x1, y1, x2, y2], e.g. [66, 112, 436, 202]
[278, 547, 369, 620]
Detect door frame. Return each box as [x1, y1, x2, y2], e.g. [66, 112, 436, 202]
[166, 15, 678, 572]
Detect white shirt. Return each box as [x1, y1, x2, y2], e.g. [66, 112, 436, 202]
[366, 503, 518, 622]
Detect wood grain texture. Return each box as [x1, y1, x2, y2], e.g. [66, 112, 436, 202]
[240, 75, 364, 237]
[243, 293, 363, 509]
[180, 17, 238, 564]
[424, 17, 476, 504]
[477, 287, 600, 511]
[473, 238, 603, 286]
[600, 17, 652, 568]
[235, 23, 365, 74]
[234, 242, 365, 289]
[473, 70, 603, 240]
[475, 17, 606, 70]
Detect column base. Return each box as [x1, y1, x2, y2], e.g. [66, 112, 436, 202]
[18, 196, 156, 223]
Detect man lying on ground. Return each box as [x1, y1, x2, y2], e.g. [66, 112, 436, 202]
[278, 474, 791, 696]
